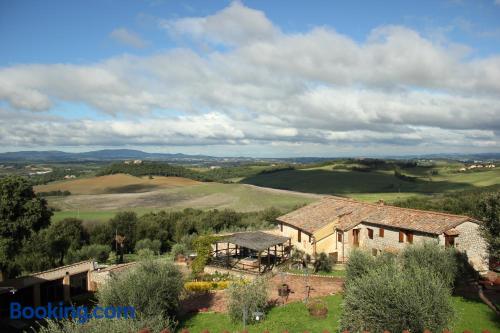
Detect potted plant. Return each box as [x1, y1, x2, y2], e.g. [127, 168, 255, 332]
[307, 298, 328, 318]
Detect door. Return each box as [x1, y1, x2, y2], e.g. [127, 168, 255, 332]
[352, 229, 360, 247]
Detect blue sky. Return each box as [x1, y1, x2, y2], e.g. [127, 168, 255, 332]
[0, 0, 499, 156]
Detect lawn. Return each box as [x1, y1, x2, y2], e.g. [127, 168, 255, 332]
[178, 294, 500, 333]
[283, 267, 346, 278]
[179, 294, 343, 333]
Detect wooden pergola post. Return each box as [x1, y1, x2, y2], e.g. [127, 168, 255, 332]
[274, 245, 277, 264]
[258, 251, 261, 273]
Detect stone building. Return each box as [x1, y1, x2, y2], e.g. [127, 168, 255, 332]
[276, 196, 489, 272]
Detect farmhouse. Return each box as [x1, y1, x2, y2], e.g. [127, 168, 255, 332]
[276, 196, 489, 272]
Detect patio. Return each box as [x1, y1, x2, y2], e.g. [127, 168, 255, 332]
[209, 231, 291, 274]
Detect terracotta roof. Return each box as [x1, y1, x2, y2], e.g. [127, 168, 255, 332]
[277, 196, 478, 235]
[444, 228, 460, 236]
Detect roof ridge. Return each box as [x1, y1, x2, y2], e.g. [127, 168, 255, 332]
[324, 195, 475, 220]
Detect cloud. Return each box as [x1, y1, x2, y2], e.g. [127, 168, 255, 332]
[0, 2, 499, 154]
[160, 1, 279, 46]
[110, 28, 148, 48]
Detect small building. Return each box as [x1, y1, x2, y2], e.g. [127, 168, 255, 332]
[208, 231, 291, 274]
[276, 196, 489, 272]
[0, 261, 97, 318]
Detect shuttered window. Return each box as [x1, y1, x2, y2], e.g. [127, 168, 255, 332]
[367, 228, 374, 239]
[379, 228, 384, 237]
[337, 232, 342, 242]
[280, 223, 283, 232]
[406, 232, 414, 244]
[298, 229, 301, 242]
[399, 231, 404, 243]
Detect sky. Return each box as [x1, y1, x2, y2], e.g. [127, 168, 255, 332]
[1, 0, 500, 157]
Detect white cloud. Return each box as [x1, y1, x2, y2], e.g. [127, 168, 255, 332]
[110, 28, 148, 48]
[160, 1, 279, 46]
[0, 2, 499, 153]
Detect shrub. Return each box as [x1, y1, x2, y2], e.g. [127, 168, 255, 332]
[400, 242, 458, 288]
[137, 248, 155, 259]
[345, 249, 376, 283]
[341, 244, 456, 332]
[227, 277, 268, 324]
[341, 263, 454, 332]
[191, 235, 221, 275]
[97, 260, 183, 320]
[184, 280, 231, 292]
[307, 298, 328, 318]
[171, 243, 187, 258]
[313, 252, 332, 273]
[135, 238, 161, 255]
[66, 244, 111, 263]
[35, 315, 173, 333]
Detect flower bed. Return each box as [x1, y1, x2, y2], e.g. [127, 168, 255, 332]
[184, 281, 231, 293]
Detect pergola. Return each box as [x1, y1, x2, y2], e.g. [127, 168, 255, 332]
[210, 231, 291, 274]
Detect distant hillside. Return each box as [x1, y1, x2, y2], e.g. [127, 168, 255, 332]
[0, 149, 215, 162]
[97, 161, 216, 181]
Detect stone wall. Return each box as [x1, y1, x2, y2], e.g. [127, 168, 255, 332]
[443, 221, 489, 272]
[358, 223, 437, 255]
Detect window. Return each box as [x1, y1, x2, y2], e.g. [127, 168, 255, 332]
[367, 228, 374, 239]
[280, 223, 283, 232]
[406, 231, 414, 244]
[337, 232, 343, 242]
[379, 228, 384, 237]
[298, 229, 301, 242]
[308, 235, 312, 243]
[399, 231, 404, 243]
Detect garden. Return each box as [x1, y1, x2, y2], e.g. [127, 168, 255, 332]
[30, 236, 500, 333]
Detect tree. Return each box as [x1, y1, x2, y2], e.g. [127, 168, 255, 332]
[46, 218, 88, 265]
[135, 238, 161, 255]
[109, 211, 138, 252]
[97, 260, 183, 320]
[66, 244, 111, 263]
[341, 263, 454, 332]
[0, 176, 52, 279]
[16, 229, 53, 273]
[478, 192, 500, 263]
[341, 245, 456, 332]
[227, 277, 269, 324]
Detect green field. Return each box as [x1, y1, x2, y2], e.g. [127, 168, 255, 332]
[179, 294, 499, 333]
[242, 166, 500, 202]
[50, 182, 318, 222]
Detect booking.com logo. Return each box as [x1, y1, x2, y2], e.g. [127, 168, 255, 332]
[10, 302, 136, 323]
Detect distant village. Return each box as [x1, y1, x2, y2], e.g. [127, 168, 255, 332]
[459, 163, 496, 172]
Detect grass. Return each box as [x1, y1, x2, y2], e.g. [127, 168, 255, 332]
[179, 294, 343, 333]
[241, 166, 500, 202]
[451, 296, 500, 332]
[49, 182, 317, 222]
[178, 294, 500, 333]
[284, 267, 346, 278]
[35, 174, 199, 195]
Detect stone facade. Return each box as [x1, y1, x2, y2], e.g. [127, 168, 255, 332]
[439, 221, 488, 272]
[278, 220, 489, 273]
